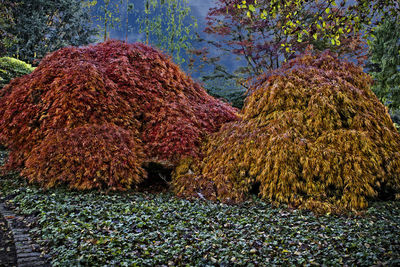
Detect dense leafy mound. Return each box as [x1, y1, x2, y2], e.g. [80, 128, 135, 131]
[0, 57, 34, 90]
[173, 51, 400, 213]
[0, 40, 237, 190]
[22, 124, 145, 190]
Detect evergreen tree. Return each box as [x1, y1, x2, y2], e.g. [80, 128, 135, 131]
[368, 18, 400, 110]
[0, 0, 17, 56]
[4, 0, 97, 64]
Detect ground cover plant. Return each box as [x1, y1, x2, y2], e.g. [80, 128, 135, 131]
[0, 40, 237, 191]
[0, 204, 17, 266]
[173, 51, 400, 213]
[0, 171, 399, 266]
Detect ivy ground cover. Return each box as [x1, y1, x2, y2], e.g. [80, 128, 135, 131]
[1, 173, 399, 266]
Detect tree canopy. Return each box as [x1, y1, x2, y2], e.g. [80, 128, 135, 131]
[192, 0, 367, 105]
[238, 0, 399, 46]
[367, 17, 400, 110]
[137, 0, 197, 65]
[0, 0, 17, 56]
[2, 0, 97, 64]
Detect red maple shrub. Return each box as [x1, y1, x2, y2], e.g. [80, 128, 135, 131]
[22, 124, 146, 190]
[0, 40, 238, 190]
[172, 51, 400, 213]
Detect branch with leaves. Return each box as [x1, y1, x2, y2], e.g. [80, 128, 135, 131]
[237, 0, 399, 46]
[136, 0, 197, 65]
[193, 0, 367, 94]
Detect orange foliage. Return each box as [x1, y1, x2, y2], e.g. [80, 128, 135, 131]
[172, 51, 400, 213]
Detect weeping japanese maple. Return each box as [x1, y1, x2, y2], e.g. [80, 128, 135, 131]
[0, 40, 237, 190]
[173, 51, 400, 213]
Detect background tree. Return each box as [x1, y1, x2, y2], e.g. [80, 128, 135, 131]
[91, 0, 123, 41]
[192, 0, 366, 106]
[3, 0, 97, 64]
[367, 17, 400, 112]
[0, 0, 17, 56]
[124, 0, 135, 42]
[239, 0, 399, 46]
[136, 0, 197, 65]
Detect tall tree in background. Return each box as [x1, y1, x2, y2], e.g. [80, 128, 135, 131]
[239, 0, 399, 47]
[91, 0, 123, 41]
[90, 0, 196, 65]
[124, 0, 135, 42]
[3, 0, 97, 64]
[0, 0, 17, 56]
[367, 18, 400, 111]
[136, 0, 197, 65]
[192, 0, 366, 106]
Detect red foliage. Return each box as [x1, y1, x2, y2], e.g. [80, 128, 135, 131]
[199, 0, 368, 82]
[22, 124, 145, 190]
[0, 40, 238, 190]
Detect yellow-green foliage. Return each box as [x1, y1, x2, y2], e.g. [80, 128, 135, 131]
[0, 57, 35, 89]
[172, 51, 400, 213]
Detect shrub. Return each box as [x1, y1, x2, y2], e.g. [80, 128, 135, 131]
[0, 57, 34, 89]
[0, 40, 237, 190]
[22, 124, 146, 190]
[172, 51, 400, 213]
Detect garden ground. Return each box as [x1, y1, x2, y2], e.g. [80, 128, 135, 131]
[0, 213, 17, 266]
[1, 149, 400, 266]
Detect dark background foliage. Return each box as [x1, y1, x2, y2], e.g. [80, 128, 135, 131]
[1, 0, 96, 65]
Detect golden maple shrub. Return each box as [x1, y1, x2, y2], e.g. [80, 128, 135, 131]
[172, 51, 400, 213]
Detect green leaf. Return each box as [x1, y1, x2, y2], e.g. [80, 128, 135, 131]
[248, 4, 256, 12]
